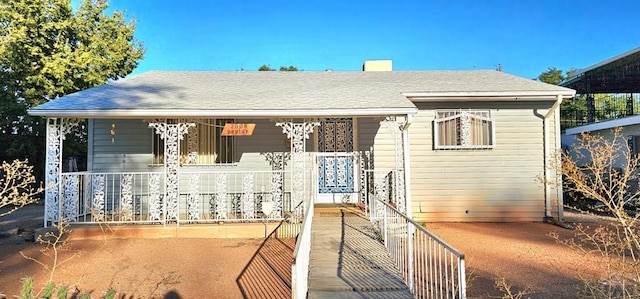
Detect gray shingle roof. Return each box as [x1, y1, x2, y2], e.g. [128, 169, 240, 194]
[28, 70, 575, 118]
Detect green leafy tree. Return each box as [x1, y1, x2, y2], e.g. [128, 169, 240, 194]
[258, 64, 299, 71]
[537, 67, 587, 128]
[279, 65, 298, 71]
[0, 0, 144, 180]
[258, 64, 275, 71]
[537, 67, 565, 85]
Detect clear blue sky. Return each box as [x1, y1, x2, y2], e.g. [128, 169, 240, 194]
[99, 0, 639, 79]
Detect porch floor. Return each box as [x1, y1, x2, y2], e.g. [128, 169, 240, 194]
[308, 204, 412, 298]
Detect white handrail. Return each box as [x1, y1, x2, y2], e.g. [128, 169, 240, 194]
[370, 196, 466, 299]
[291, 200, 314, 299]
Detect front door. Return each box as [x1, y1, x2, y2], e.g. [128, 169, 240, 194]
[316, 118, 357, 204]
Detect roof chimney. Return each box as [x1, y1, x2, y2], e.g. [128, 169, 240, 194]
[363, 60, 393, 71]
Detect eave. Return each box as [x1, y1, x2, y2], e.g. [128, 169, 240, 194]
[27, 107, 419, 119]
[403, 90, 576, 102]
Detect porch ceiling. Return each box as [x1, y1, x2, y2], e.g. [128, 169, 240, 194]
[29, 70, 574, 118]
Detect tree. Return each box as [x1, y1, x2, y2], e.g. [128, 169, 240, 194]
[537, 67, 587, 128]
[279, 66, 298, 71]
[258, 64, 299, 71]
[537, 67, 565, 85]
[0, 0, 144, 182]
[258, 64, 275, 71]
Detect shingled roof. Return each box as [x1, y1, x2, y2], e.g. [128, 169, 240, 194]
[28, 70, 575, 118]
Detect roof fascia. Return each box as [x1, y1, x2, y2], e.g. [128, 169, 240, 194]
[27, 107, 418, 119]
[403, 90, 575, 102]
[565, 114, 640, 135]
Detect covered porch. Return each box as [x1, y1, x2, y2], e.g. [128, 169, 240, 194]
[40, 116, 413, 227]
[29, 71, 419, 227]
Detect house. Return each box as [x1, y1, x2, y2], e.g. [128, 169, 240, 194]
[562, 48, 640, 169]
[28, 62, 575, 224]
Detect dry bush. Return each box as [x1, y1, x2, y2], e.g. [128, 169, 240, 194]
[0, 159, 43, 217]
[550, 127, 640, 298]
[493, 277, 533, 299]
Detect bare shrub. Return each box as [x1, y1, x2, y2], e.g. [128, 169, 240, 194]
[493, 277, 533, 299]
[0, 159, 43, 217]
[20, 222, 82, 285]
[549, 127, 640, 298]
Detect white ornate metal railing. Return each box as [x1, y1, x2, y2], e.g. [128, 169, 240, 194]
[370, 196, 467, 299]
[361, 169, 400, 217]
[291, 198, 314, 299]
[57, 169, 297, 225]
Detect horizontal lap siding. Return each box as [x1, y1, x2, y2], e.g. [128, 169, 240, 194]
[91, 119, 155, 172]
[90, 118, 305, 193]
[404, 102, 560, 222]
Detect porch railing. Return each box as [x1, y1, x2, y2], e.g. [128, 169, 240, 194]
[57, 169, 301, 225]
[370, 196, 467, 299]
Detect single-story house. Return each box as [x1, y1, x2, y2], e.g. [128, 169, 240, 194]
[28, 61, 575, 224]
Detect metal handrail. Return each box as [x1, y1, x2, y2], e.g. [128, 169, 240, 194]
[291, 199, 314, 299]
[370, 196, 466, 299]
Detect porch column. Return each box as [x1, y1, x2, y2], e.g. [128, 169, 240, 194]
[276, 120, 319, 218]
[149, 120, 195, 223]
[44, 118, 80, 226]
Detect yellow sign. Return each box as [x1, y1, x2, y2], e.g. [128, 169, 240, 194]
[221, 123, 256, 136]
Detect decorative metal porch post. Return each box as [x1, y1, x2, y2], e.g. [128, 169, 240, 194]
[261, 152, 290, 218]
[276, 120, 319, 219]
[382, 117, 407, 214]
[149, 120, 195, 223]
[44, 118, 79, 226]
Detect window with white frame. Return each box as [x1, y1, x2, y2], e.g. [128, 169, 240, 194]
[434, 109, 495, 149]
[152, 119, 235, 164]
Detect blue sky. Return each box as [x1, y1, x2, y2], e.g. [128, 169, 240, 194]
[98, 0, 638, 79]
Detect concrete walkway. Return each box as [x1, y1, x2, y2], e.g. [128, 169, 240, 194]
[307, 205, 413, 299]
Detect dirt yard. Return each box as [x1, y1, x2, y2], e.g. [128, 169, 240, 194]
[0, 204, 293, 298]
[427, 212, 614, 299]
[0, 204, 620, 298]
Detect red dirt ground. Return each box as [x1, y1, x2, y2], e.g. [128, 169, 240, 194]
[0, 205, 620, 298]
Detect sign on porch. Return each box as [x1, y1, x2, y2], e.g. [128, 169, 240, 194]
[221, 123, 256, 136]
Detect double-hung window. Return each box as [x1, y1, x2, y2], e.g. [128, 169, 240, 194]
[434, 109, 495, 150]
[152, 119, 235, 165]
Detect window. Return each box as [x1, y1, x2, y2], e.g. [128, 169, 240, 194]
[434, 110, 495, 150]
[152, 119, 235, 164]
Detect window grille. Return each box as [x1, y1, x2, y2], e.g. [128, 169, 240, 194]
[434, 110, 495, 150]
[152, 119, 235, 164]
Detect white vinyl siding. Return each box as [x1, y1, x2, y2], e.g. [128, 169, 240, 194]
[392, 101, 560, 222]
[89, 118, 302, 194]
[90, 119, 155, 172]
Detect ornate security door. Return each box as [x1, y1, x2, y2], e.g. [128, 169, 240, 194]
[317, 118, 356, 203]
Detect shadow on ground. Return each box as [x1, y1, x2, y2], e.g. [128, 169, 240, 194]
[236, 221, 298, 299]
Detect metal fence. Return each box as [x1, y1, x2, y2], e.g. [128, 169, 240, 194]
[57, 170, 298, 225]
[370, 196, 467, 299]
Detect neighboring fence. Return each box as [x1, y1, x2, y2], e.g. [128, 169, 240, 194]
[370, 196, 467, 299]
[291, 200, 314, 299]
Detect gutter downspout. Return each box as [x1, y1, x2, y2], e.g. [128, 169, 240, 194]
[543, 95, 563, 219]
